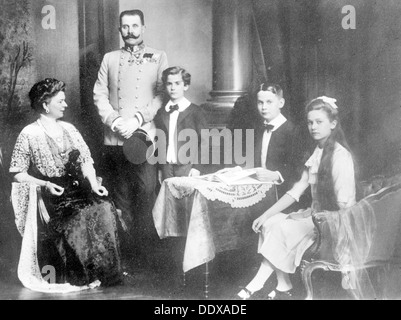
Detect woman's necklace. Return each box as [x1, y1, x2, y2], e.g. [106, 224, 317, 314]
[37, 118, 65, 150]
[37, 117, 72, 171]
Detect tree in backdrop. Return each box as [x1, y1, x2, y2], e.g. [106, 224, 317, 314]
[0, 0, 35, 167]
[0, 0, 35, 279]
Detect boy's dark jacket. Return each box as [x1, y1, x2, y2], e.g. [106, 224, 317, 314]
[228, 94, 306, 198]
[153, 103, 208, 173]
[254, 119, 302, 197]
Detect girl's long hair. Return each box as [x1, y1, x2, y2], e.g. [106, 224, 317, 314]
[306, 98, 352, 211]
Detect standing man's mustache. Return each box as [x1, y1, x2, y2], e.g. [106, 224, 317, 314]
[123, 34, 140, 40]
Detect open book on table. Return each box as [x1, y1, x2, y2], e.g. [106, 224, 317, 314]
[195, 168, 273, 185]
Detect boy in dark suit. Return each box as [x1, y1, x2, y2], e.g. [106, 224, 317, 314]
[154, 66, 208, 181]
[252, 83, 301, 198]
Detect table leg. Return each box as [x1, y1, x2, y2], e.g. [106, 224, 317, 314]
[204, 262, 209, 299]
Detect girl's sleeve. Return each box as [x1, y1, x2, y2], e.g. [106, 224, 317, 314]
[332, 148, 356, 208]
[9, 132, 31, 173]
[286, 169, 310, 202]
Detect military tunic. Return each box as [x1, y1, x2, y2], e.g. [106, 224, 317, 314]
[93, 44, 168, 256]
[94, 44, 168, 145]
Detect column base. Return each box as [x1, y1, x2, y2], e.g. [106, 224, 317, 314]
[201, 90, 247, 129]
[209, 90, 247, 106]
[201, 101, 233, 129]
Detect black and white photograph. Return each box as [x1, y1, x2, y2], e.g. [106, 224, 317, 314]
[1, 0, 401, 305]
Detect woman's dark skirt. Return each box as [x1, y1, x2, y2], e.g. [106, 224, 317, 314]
[37, 176, 122, 287]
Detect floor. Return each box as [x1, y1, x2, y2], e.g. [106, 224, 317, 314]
[0, 237, 357, 301]
[1, 207, 400, 301]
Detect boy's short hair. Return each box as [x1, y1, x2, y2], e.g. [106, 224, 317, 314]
[258, 83, 283, 99]
[162, 66, 191, 86]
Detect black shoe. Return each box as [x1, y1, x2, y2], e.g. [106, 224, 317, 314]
[267, 288, 295, 300]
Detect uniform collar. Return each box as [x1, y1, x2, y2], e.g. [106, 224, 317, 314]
[122, 41, 145, 53]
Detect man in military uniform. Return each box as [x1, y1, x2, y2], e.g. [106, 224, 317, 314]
[93, 9, 168, 267]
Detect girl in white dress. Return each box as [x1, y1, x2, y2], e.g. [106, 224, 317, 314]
[237, 96, 356, 300]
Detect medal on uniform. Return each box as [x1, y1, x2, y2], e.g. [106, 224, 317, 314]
[128, 52, 142, 65]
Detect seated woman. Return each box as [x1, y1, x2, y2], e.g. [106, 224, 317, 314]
[9, 78, 122, 292]
[236, 96, 356, 300]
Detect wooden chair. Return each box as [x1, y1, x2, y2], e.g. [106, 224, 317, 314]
[300, 174, 401, 300]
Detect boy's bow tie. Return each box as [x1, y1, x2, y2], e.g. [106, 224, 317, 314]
[264, 123, 275, 132]
[169, 104, 179, 113]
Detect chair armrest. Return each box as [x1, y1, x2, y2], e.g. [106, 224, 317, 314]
[311, 210, 338, 262]
[302, 210, 335, 261]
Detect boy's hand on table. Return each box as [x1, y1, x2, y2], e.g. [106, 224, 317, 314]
[254, 168, 279, 182]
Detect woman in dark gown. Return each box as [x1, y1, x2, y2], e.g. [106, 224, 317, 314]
[9, 78, 122, 292]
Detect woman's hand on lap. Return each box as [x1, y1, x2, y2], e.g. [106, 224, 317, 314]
[46, 182, 64, 196]
[92, 185, 109, 197]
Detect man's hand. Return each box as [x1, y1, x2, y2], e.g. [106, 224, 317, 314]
[115, 117, 140, 140]
[255, 168, 280, 182]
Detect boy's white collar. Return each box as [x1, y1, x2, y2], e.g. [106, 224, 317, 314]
[165, 97, 191, 112]
[264, 113, 287, 131]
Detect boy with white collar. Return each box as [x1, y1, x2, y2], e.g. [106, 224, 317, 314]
[253, 83, 301, 198]
[154, 66, 208, 181]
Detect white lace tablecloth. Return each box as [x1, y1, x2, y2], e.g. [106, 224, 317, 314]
[165, 177, 273, 208]
[152, 177, 276, 272]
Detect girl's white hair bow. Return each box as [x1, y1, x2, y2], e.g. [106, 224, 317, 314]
[316, 96, 338, 109]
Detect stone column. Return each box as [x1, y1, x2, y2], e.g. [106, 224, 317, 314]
[203, 0, 253, 128]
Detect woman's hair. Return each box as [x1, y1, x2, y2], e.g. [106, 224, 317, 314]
[305, 98, 352, 211]
[28, 78, 66, 112]
[162, 66, 191, 86]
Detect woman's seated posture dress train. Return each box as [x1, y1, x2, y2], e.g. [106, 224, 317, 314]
[9, 78, 122, 292]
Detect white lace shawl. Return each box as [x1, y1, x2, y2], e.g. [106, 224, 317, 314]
[11, 182, 95, 293]
[9, 121, 93, 177]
